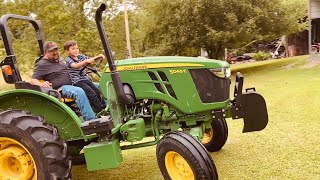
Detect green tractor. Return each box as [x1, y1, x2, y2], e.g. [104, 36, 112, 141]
[0, 4, 268, 180]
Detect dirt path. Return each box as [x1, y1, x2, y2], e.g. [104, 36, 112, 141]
[303, 55, 320, 68]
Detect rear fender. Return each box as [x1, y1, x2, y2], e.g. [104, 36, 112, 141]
[0, 89, 86, 140]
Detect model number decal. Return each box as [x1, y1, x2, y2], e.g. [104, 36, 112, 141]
[169, 69, 187, 74]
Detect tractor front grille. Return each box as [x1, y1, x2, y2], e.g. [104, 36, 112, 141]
[148, 71, 177, 99]
[189, 69, 230, 103]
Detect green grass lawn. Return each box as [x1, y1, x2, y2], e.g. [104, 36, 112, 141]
[0, 56, 319, 179]
[72, 55, 320, 179]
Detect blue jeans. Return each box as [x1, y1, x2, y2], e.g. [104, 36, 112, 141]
[93, 82, 100, 89]
[61, 85, 96, 121]
[94, 82, 108, 105]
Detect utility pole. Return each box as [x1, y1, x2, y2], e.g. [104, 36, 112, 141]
[308, 0, 312, 55]
[124, 0, 132, 59]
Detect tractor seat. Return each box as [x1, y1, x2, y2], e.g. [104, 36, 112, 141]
[15, 81, 75, 102]
[38, 80, 75, 103]
[61, 97, 75, 103]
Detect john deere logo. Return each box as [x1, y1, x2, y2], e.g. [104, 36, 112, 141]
[123, 65, 147, 71]
[105, 63, 204, 72]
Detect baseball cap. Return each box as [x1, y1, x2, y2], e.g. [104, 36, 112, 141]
[44, 41, 59, 52]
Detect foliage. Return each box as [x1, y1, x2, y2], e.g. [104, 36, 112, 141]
[139, 0, 307, 59]
[0, 48, 5, 57]
[0, 0, 308, 78]
[0, 0, 139, 78]
[251, 51, 272, 61]
[230, 49, 245, 57]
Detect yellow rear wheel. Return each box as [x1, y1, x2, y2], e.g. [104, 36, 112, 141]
[202, 119, 228, 152]
[0, 110, 72, 179]
[0, 137, 37, 180]
[202, 128, 213, 144]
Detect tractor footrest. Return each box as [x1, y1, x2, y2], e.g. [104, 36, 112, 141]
[81, 116, 113, 135]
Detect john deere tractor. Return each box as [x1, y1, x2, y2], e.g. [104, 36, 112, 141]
[0, 4, 268, 180]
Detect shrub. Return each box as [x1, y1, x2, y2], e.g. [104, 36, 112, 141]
[231, 49, 244, 56]
[252, 51, 272, 61]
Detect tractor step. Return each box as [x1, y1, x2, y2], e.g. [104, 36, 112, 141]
[81, 116, 114, 135]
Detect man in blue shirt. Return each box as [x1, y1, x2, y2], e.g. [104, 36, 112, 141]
[31, 41, 97, 121]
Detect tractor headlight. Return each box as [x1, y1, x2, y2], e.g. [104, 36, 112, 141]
[210, 67, 230, 78]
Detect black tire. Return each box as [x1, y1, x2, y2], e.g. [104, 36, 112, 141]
[67, 139, 87, 165]
[67, 145, 86, 165]
[67, 138, 98, 165]
[71, 154, 86, 165]
[202, 118, 228, 152]
[0, 109, 72, 179]
[156, 131, 218, 180]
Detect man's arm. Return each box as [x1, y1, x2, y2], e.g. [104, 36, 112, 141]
[30, 78, 52, 88]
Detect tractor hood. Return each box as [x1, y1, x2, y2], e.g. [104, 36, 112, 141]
[104, 56, 229, 73]
[100, 56, 231, 114]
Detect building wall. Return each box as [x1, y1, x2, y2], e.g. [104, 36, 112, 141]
[287, 31, 309, 57]
[311, 0, 320, 19]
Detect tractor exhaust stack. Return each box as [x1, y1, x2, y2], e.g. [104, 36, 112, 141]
[95, 4, 134, 105]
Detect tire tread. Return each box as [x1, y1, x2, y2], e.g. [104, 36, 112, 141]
[0, 109, 72, 179]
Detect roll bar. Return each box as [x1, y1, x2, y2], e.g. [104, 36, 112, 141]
[0, 14, 45, 56]
[0, 14, 44, 83]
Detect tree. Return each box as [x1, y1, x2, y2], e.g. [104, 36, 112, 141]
[1, 0, 87, 76]
[141, 0, 307, 59]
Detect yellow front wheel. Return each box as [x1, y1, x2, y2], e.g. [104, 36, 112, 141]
[0, 110, 71, 180]
[165, 151, 194, 180]
[157, 132, 218, 180]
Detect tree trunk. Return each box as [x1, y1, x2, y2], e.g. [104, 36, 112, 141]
[207, 44, 224, 59]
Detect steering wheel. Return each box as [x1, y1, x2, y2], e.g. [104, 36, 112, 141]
[79, 56, 103, 76]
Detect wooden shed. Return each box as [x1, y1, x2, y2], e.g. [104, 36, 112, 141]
[285, 0, 320, 56]
[308, 0, 320, 54]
